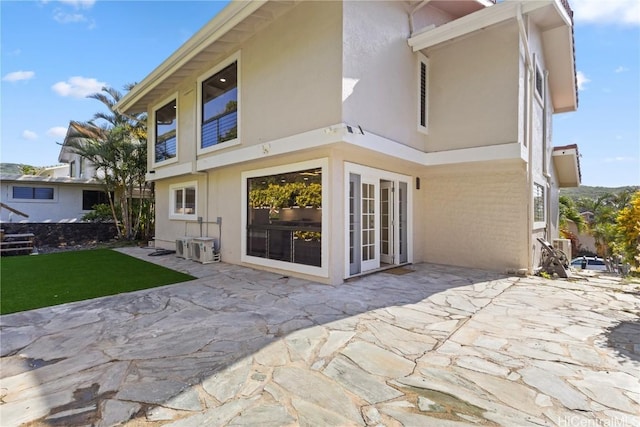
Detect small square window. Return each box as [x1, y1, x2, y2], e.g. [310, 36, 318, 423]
[170, 182, 197, 219]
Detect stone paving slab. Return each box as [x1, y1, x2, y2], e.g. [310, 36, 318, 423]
[0, 247, 639, 426]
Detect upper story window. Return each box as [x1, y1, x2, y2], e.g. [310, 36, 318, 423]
[12, 186, 54, 200]
[417, 53, 429, 135]
[198, 54, 239, 152]
[154, 97, 177, 164]
[170, 181, 197, 220]
[69, 160, 76, 178]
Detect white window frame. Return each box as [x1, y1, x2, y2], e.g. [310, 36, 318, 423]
[197, 51, 241, 156]
[417, 52, 429, 135]
[533, 182, 546, 229]
[241, 158, 329, 278]
[169, 181, 197, 220]
[533, 54, 544, 106]
[343, 163, 414, 278]
[9, 185, 57, 203]
[151, 92, 179, 168]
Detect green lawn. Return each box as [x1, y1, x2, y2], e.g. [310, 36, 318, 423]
[0, 249, 195, 315]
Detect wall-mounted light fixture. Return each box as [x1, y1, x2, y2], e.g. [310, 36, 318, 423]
[416, 177, 420, 190]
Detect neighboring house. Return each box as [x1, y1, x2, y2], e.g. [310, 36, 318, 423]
[116, 0, 580, 284]
[0, 175, 107, 223]
[566, 219, 597, 255]
[0, 123, 107, 223]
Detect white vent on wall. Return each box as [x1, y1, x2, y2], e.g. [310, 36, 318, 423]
[175, 237, 193, 259]
[553, 238, 571, 261]
[192, 237, 220, 264]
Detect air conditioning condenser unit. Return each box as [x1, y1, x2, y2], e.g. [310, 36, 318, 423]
[192, 237, 220, 264]
[175, 237, 193, 259]
[553, 238, 572, 261]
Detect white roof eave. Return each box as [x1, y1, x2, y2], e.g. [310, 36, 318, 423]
[115, 0, 267, 115]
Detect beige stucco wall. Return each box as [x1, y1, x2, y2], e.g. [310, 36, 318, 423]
[149, 1, 343, 175]
[421, 161, 529, 272]
[342, 1, 422, 149]
[426, 20, 520, 152]
[240, 1, 343, 147]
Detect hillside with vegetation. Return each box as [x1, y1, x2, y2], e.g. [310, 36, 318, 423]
[0, 163, 28, 174]
[560, 185, 639, 199]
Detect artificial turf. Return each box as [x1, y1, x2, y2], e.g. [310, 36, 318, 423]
[0, 249, 195, 315]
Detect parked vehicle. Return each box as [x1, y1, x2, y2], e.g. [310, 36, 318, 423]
[570, 257, 607, 271]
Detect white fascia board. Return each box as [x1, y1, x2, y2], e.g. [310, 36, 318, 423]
[116, 1, 266, 114]
[408, 0, 552, 52]
[196, 124, 523, 172]
[196, 125, 345, 171]
[342, 130, 428, 166]
[424, 142, 524, 166]
[146, 162, 194, 182]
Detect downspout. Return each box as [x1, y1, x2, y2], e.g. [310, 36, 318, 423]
[517, 4, 535, 274]
[543, 70, 551, 242]
[409, 0, 433, 35]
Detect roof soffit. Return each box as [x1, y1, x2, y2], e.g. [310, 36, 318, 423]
[408, 0, 577, 112]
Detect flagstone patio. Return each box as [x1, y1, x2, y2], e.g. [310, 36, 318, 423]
[0, 247, 638, 426]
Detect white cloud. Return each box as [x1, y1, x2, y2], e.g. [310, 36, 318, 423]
[603, 156, 637, 163]
[2, 70, 35, 82]
[52, 76, 106, 98]
[59, 0, 95, 8]
[53, 11, 87, 24]
[22, 130, 38, 140]
[47, 126, 68, 138]
[571, 0, 640, 25]
[615, 66, 630, 73]
[576, 70, 590, 91]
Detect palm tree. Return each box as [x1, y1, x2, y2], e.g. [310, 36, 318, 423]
[65, 86, 150, 240]
[559, 195, 585, 232]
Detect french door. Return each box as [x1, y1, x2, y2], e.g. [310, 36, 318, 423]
[346, 164, 411, 277]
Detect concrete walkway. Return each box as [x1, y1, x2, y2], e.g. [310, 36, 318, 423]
[1, 247, 639, 426]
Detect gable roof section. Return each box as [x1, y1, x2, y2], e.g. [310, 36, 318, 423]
[116, 1, 297, 115]
[408, 0, 577, 113]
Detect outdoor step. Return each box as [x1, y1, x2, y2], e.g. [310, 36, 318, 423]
[0, 247, 33, 253]
[1, 240, 34, 246]
[2, 233, 35, 239]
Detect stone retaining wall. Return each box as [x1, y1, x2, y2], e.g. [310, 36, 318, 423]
[0, 223, 118, 248]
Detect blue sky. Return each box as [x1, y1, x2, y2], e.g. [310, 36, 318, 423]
[1, 0, 638, 187]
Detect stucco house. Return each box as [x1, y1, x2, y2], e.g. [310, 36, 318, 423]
[0, 123, 107, 223]
[116, 0, 580, 284]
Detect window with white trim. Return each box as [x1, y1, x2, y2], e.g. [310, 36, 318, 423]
[417, 53, 429, 134]
[11, 186, 55, 200]
[241, 159, 328, 278]
[170, 182, 197, 220]
[534, 183, 545, 223]
[154, 97, 177, 164]
[198, 55, 239, 151]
